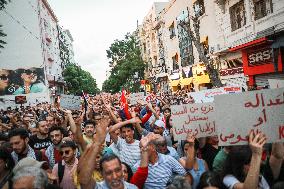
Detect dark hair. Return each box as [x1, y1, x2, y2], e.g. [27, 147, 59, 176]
[59, 140, 77, 150]
[182, 139, 200, 152]
[222, 146, 252, 182]
[197, 171, 225, 189]
[99, 154, 121, 171]
[8, 128, 29, 139]
[121, 124, 134, 131]
[49, 126, 65, 135]
[167, 175, 192, 189]
[121, 162, 133, 182]
[272, 182, 284, 189]
[83, 120, 96, 128]
[0, 146, 15, 170]
[0, 133, 8, 142]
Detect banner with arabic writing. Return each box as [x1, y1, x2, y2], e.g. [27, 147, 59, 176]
[130, 92, 145, 105]
[60, 94, 81, 110]
[171, 102, 217, 140]
[215, 88, 284, 146]
[187, 86, 242, 103]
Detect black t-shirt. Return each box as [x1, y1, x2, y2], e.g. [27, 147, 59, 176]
[200, 143, 220, 170]
[29, 135, 52, 150]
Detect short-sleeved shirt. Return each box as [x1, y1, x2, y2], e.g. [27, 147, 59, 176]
[223, 174, 270, 189]
[213, 148, 228, 174]
[116, 137, 141, 168]
[29, 135, 52, 150]
[134, 153, 186, 189]
[95, 181, 138, 189]
[52, 159, 78, 189]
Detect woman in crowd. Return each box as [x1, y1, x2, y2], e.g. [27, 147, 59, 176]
[222, 132, 269, 189]
[179, 135, 208, 189]
[197, 171, 225, 189]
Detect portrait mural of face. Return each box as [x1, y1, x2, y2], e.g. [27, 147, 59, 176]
[0, 67, 47, 96]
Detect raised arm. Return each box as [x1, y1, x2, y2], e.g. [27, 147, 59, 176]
[179, 135, 195, 170]
[78, 117, 110, 189]
[234, 132, 266, 189]
[109, 117, 141, 144]
[269, 142, 284, 180]
[63, 109, 87, 151]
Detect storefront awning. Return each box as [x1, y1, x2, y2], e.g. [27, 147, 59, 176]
[170, 79, 180, 87]
[229, 37, 268, 52]
[180, 77, 193, 86]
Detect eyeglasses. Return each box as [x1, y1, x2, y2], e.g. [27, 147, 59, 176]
[0, 75, 8, 80]
[60, 150, 71, 156]
[24, 70, 36, 75]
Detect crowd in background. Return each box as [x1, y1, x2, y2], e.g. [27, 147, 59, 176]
[0, 90, 283, 189]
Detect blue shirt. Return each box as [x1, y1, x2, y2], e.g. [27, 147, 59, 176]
[134, 153, 186, 189]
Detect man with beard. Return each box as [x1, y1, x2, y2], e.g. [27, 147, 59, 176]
[52, 140, 78, 189]
[83, 120, 96, 145]
[29, 120, 52, 150]
[8, 128, 47, 164]
[45, 126, 65, 168]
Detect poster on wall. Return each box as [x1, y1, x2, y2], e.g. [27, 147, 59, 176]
[0, 1, 49, 109]
[0, 68, 49, 109]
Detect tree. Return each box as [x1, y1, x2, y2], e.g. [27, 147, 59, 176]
[0, 0, 10, 49]
[102, 33, 145, 93]
[63, 63, 99, 95]
[178, 8, 223, 88]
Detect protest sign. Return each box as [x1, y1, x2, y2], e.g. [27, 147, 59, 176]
[188, 86, 242, 103]
[171, 102, 217, 140]
[60, 94, 81, 110]
[130, 92, 144, 105]
[268, 79, 284, 89]
[214, 88, 284, 146]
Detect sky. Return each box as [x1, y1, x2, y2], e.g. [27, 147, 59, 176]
[48, 0, 168, 90]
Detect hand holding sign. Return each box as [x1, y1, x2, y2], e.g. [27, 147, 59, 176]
[249, 131, 267, 155]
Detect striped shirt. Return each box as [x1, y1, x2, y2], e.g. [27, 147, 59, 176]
[134, 153, 186, 189]
[116, 137, 141, 168]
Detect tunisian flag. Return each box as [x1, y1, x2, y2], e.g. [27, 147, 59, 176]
[120, 89, 131, 120]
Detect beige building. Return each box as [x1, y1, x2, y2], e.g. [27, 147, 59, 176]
[139, 0, 284, 92]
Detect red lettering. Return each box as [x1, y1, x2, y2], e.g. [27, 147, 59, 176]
[279, 125, 284, 139]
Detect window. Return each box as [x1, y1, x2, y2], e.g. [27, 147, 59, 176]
[254, 0, 273, 20]
[169, 22, 176, 39]
[229, 0, 246, 31]
[193, 0, 205, 17]
[172, 54, 179, 71]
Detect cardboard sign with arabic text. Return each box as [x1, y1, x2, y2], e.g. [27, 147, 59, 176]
[214, 88, 284, 146]
[60, 94, 81, 110]
[171, 103, 217, 141]
[130, 92, 145, 105]
[188, 86, 242, 103]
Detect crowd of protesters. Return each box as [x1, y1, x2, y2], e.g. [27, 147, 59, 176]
[0, 90, 283, 189]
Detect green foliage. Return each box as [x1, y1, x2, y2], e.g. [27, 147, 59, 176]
[0, 0, 10, 49]
[63, 63, 99, 95]
[103, 33, 145, 93]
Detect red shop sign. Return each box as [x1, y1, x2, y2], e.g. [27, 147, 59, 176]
[247, 47, 272, 67]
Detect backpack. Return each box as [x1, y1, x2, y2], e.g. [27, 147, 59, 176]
[58, 161, 65, 184]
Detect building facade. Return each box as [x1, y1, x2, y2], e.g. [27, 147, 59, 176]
[0, 0, 70, 107]
[139, 0, 284, 92]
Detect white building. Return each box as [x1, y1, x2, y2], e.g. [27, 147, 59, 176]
[0, 0, 66, 108]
